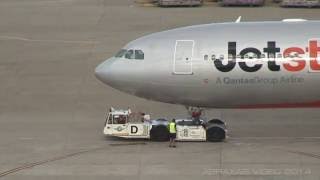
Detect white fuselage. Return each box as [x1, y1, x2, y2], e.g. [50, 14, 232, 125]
[95, 20, 320, 108]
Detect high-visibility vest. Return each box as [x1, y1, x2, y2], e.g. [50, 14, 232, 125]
[169, 122, 176, 133]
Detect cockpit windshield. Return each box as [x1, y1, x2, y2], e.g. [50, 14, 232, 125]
[114, 49, 144, 60]
[125, 50, 134, 59]
[115, 49, 127, 58]
[135, 50, 144, 60]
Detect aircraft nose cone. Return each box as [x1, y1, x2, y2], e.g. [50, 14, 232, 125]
[95, 58, 115, 85]
[94, 62, 106, 80]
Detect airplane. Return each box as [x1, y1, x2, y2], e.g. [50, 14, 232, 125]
[95, 19, 320, 110]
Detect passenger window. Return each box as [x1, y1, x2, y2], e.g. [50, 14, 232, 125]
[115, 49, 127, 58]
[204, 55, 208, 61]
[135, 50, 144, 60]
[125, 50, 134, 59]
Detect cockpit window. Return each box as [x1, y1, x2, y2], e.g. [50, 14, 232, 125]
[115, 49, 144, 60]
[115, 49, 126, 58]
[125, 50, 135, 59]
[135, 50, 144, 60]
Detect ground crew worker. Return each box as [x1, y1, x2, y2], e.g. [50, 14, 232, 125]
[168, 119, 177, 148]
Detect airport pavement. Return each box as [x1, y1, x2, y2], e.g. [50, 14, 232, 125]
[0, 0, 319, 179]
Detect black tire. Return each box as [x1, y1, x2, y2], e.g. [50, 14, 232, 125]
[206, 126, 226, 142]
[208, 119, 225, 125]
[150, 125, 169, 141]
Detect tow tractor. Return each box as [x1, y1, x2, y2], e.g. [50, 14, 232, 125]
[103, 107, 227, 142]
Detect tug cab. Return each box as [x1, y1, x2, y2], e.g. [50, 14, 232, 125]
[103, 108, 150, 138]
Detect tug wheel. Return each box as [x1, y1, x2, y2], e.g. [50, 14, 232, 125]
[206, 126, 226, 142]
[208, 119, 225, 125]
[150, 125, 169, 141]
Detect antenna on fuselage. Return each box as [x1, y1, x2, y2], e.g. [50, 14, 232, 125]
[235, 16, 242, 23]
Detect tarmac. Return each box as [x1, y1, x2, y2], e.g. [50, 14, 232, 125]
[0, 0, 320, 179]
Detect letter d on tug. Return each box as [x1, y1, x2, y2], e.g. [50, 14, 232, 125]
[130, 125, 138, 134]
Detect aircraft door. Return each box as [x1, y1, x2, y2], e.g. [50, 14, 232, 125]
[173, 40, 194, 75]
